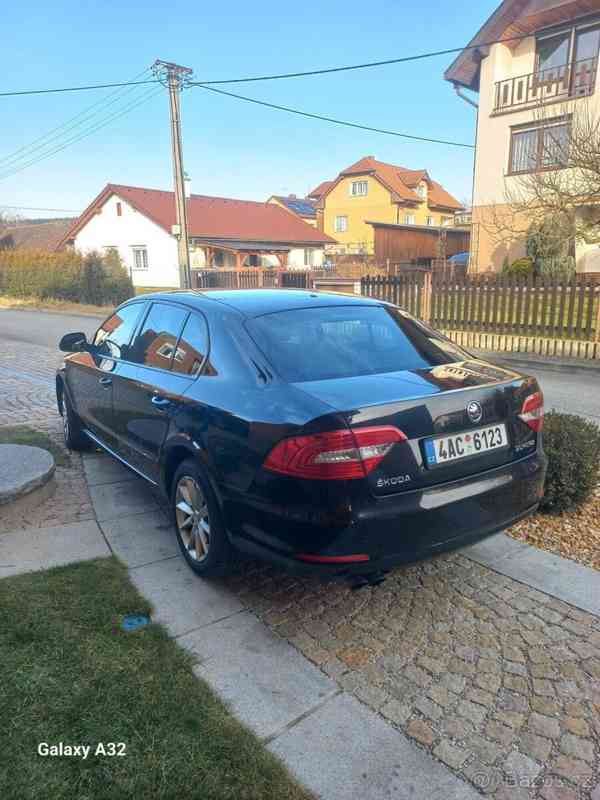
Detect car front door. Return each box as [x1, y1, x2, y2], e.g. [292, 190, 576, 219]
[110, 301, 193, 482]
[64, 303, 145, 447]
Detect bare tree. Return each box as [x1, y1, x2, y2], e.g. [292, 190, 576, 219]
[481, 100, 600, 271]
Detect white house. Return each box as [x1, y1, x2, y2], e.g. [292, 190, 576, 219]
[59, 183, 335, 288]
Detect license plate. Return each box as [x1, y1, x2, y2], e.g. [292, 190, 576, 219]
[424, 424, 508, 467]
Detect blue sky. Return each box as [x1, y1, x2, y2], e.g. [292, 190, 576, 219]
[1, 0, 494, 217]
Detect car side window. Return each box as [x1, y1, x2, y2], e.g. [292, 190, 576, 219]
[128, 302, 188, 370]
[93, 304, 143, 360]
[171, 312, 209, 376]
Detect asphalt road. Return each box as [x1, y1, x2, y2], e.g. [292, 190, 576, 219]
[0, 307, 598, 422]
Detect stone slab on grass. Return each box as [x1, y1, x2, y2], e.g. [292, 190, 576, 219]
[0, 520, 110, 577]
[89, 479, 158, 522]
[100, 510, 178, 568]
[465, 532, 600, 616]
[180, 611, 337, 739]
[268, 693, 480, 800]
[129, 557, 243, 637]
[0, 444, 55, 504]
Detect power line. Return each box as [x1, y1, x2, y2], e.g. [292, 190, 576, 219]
[0, 87, 163, 181]
[0, 68, 152, 168]
[0, 78, 158, 98]
[0, 33, 529, 98]
[192, 33, 528, 86]
[193, 85, 475, 149]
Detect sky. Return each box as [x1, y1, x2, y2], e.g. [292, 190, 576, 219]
[0, 0, 495, 218]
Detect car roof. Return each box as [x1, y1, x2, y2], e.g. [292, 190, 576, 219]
[133, 288, 383, 318]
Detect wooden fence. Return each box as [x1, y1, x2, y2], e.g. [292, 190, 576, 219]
[361, 273, 600, 342]
[193, 269, 309, 289]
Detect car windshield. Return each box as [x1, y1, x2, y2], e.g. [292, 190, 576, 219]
[246, 305, 469, 382]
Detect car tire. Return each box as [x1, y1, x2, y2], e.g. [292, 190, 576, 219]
[62, 393, 91, 451]
[171, 459, 236, 577]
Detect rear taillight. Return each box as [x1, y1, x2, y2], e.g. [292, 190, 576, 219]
[518, 390, 544, 432]
[263, 426, 407, 480]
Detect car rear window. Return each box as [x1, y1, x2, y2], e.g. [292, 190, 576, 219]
[246, 305, 469, 382]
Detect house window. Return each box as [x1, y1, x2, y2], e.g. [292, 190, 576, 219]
[509, 119, 570, 174]
[304, 248, 316, 267]
[535, 24, 600, 92]
[441, 216, 453, 227]
[536, 32, 570, 78]
[417, 184, 427, 200]
[404, 214, 416, 225]
[334, 215, 348, 233]
[132, 246, 148, 270]
[350, 180, 368, 196]
[116, 202, 122, 217]
[426, 216, 434, 226]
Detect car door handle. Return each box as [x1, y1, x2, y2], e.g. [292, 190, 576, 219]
[151, 395, 171, 409]
[98, 377, 112, 387]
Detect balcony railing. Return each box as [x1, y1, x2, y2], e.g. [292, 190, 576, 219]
[493, 57, 597, 112]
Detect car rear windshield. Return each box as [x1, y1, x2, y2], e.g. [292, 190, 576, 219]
[246, 305, 469, 382]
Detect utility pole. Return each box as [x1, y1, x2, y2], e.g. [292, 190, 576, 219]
[153, 60, 193, 289]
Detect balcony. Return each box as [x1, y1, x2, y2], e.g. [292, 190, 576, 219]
[493, 57, 597, 113]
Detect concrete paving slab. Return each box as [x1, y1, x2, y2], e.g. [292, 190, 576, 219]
[268, 693, 479, 800]
[180, 611, 337, 739]
[465, 532, 600, 616]
[129, 557, 243, 636]
[0, 520, 110, 578]
[462, 532, 529, 565]
[89, 479, 158, 522]
[83, 454, 138, 487]
[99, 510, 178, 568]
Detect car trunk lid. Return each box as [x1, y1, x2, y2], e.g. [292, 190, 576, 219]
[294, 359, 541, 495]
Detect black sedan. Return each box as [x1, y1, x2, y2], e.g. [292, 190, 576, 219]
[56, 289, 546, 580]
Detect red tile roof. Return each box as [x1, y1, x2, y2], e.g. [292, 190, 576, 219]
[60, 184, 334, 249]
[307, 180, 334, 200]
[322, 157, 463, 211]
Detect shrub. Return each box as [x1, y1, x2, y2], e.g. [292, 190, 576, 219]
[526, 214, 576, 279]
[502, 256, 534, 277]
[0, 248, 133, 305]
[540, 411, 600, 514]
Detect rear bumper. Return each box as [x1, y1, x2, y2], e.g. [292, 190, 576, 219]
[226, 451, 547, 576]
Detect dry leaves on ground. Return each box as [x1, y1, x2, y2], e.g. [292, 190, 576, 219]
[508, 486, 600, 571]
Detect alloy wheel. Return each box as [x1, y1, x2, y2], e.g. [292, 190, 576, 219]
[174, 476, 211, 562]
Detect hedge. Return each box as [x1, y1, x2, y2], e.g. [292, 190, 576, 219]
[0, 248, 134, 306]
[540, 411, 600, 514]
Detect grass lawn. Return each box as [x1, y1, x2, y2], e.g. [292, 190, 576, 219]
[0, 558, 311, 800]
[0, 425, 70, 467]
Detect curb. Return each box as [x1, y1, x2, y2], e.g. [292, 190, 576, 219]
[473, 349, 600, 373]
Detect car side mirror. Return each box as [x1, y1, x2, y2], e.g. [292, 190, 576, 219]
[59, 332, 88, 352]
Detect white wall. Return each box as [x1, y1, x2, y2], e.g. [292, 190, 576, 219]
[74, 194, 180, 288]
[288, 247, 324, 269]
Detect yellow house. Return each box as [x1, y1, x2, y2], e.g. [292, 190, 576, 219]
[445, 0, 600, 273]
[318, 156, 463, 254]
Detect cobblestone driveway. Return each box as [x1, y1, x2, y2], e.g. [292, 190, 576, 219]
[2, 335, 599, 799]
[0, 343, 93, 531]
